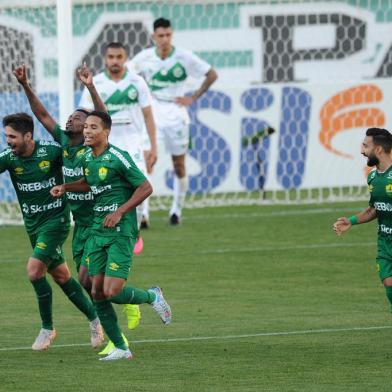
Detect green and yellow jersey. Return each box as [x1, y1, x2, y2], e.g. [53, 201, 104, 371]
[52, 125, 94, 227]
[81, 144, 146, 237]
[0, 140, 69, 233]
[368, 165, 392, 236]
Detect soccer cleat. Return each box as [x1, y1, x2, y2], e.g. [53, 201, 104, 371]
[123, 304, 141, 330]
[32, 328, 57, 351]
[140, 216, 149, 229]
[98, 333, 129, 355]
[148, 286, 172, 325]
[99, 348, 133, 361]
[169, 213, 180, 225]
[89, 318, 104, 348]
[133, 235, 144, 255]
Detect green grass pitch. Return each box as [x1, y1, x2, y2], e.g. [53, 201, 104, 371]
[0, 202, 391, 391]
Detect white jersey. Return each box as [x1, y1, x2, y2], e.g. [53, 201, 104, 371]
[79, 69, 152, 148]
[128, 46, 211, 128]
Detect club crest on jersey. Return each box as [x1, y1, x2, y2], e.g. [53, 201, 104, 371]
[127, 87, 138, 100]
[98, 167, 108, 180]
[173, 64, 184, 78]
[386, 184, 392, 197]
[38, 160, 50, 173]
[37, 147, 47, 157]
[14, 167, 24, 175]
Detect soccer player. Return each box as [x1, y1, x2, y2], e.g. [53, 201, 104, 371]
[13, 64, 139, 350]
[128, 17, 218, 225]
[51, 111, 172, 361]
[79, 42, 157, 248]
[333, 128, 392, 314]
[0, 113, 102, 350]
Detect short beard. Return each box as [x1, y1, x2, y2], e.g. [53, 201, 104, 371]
[367, 155, 379, 167]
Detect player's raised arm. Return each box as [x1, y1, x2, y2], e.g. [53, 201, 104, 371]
[77, 62, 107, 113]
[333, 206, 377, 236]
[13, 64, 56, 134]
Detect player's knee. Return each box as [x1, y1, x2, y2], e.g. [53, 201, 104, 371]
[104, 287, 121, 299]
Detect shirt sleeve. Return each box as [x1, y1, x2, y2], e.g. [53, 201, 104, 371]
[136, 77, 153, 109]
[115, 149, 146, 188]
[52, 124, 67, 146]
[0, 150, 10, 174]
[183, 50, 212, 79]
[78, 86, 94, 110]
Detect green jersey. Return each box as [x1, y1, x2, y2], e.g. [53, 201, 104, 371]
[82, 143, 146, 237]
[0, 140, 69, 234]
[52, 124, 94, 226]
[368, 165, 392, 237]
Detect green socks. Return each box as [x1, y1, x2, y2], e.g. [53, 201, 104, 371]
[110, 286, 156, 304]
[31, 277, 53, 330]
[94, 299, 128, 350]
[385, 285, 392, 312]
[59, 277, 97, 321]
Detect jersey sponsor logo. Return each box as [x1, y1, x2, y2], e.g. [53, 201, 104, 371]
[22, 198, 63, 215]
[380, 224, 392, 234]
[14, 167, 24, 175]
[39, 140, 61, 147]
[36, 147, 47, 157]
[63, 166, 83, 178]
[108, 147, 131, 169]
[38, 160, 51, 173]
[90, 184, 112, 195]
[94, 203, 118, 212]
[98, 167, 108, 180]
[374, 202, 392, 211]
[108, 262, 119, 271]
[16, 177, 56, 192]
[36, 242, 47, 250]
[66, 191, 94, 201]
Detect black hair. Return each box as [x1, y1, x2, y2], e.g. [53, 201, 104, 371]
[366, 127, 392, 153]
[153, 17, 171, 30]
[74, 108, 90, 116]
[105, 42, 127, 53]
[3, 112, 34, 136]
[87, 111, 112, 130]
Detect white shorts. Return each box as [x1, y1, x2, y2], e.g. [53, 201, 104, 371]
[158, 120, 189, 156]
[109, 124, 146, 174]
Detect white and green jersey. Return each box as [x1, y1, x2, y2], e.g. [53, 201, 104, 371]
[79, 69, 152, 148]
[128, 46, 211, 128]
[81, 144, 146, 237]
[0, 141, 69, 234]
[368, 166, 392, 237]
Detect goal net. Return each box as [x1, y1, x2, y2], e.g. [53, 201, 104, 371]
[0, 0, 391, 224]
